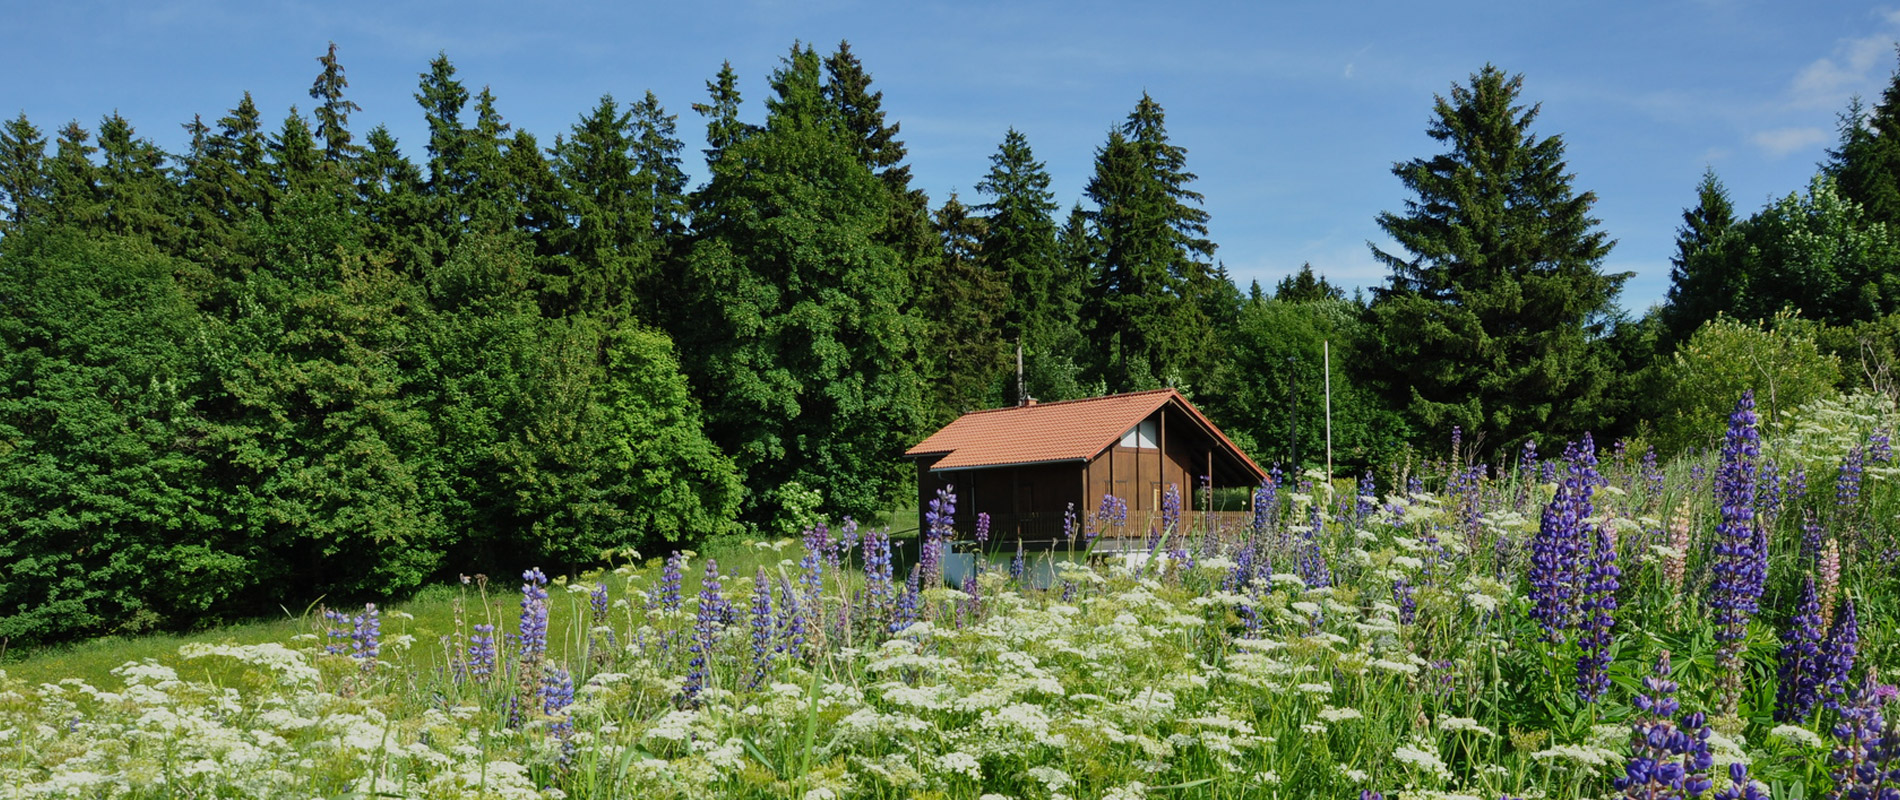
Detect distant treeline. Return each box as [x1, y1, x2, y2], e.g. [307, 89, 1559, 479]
[3, 42, 1900, 643]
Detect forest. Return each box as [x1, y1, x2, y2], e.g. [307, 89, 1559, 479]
[3, 40, 1900, 645]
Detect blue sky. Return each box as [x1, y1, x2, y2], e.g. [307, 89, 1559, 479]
[6, 1, 1898, 312]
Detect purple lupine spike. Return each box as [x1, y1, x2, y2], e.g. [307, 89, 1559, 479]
[1063, 502, 1078, 544]
[890, 571, 920, 634]
[468, 624, 497, 684]
[960, 572, 981, 622]
[322, 607, 351, 655]
[541, 665, 574, 740]
[1160, 483, 1183, 537]
[1838, 446, 1866, 510]
[1708, 762, 1768, 800]
[682, 558, 724, 703]
[1355, 472, 1376, 523]
[1529, 434, 1599, 645]
[588, 581, 615, 658]
[1010, 539, 1026, 582]
[1801, 510, 1825, 565]
[1394, 577, 1416, 626]
[351, 603, 381, 673]
[920, 485, 956, 588]
[1711, 391, 1764, 715]
[1090, 493, 1126, 548]
[1577, 520, 1620, 703]
[974, 512, 991, 547]
[833, 517, 858, 573]
[1251, 477, 1277, 538]
[862, 528, 894, 611]
[1827, 675, 1899, 800]
[1870, 428, 1894, 464]
[775, 576, 806, 661]
[1774, 576, 1826, 723]
[1819, 598, 1860, 711]
[799, 526, 825, 609]
[518, 569, 550, 663]
[1615, 652, 1716, 799]
[1642, 446, 1665, 501]
[1757, 459, 1782, 521]
[749, 568, 775, 689]
[1786, 465, 1808, 507]
[656, 552, 684, 613]
[1297, 502, 1331, 588]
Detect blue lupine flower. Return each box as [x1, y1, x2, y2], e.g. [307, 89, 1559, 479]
[1828, 675, 1900, 800]
[1802, 510, 1825, 566]
[1711, 391, 1764, 713]
[1529, 434, 1599, 645]
[656, 552, 684, 613]
[862, 529, 894, 611]
[541, 665, 574, 742]
[1642, 445, 1665, 500]
[1577, 520, 1620, 703]
[1394, 577, 1416, 626]
[1820, 598, 1861, 711]
[1838, 445, 1866, 510]
[468, 624, 497, 684]
[1010, 539, 1026, 582]
[682, 558, 724, 703]
[1615, 652, 1715, 799]
[518, 569, 550, 664]
[749, 568, 775, 689]
[975, 511, 991, 547]
[1870, 428, 1893, 464]
[920, 485, 955, 587]
[351, 603, 380, 673]
[1775, 576, 1826, 723]
[1709, 763, 1768, 800]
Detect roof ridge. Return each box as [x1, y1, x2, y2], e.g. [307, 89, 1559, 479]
[952, 387, 1178, 417]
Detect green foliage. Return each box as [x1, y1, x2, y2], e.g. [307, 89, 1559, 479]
[1650, 312, 1840, 454]
[1675, 176, 1900, 329]
[918, 193, 1009, 421]
[1662, 169, 1737, 346]
[1365, 65, 1626, 453]
[0, 231, 233, 642]
[976, 128, 1084, 404]
[1080, 94, 1224, 393]
[676, 46, 926, 524]
[1210, 295, 1410, 471]
[1827, 48, 1900, 228]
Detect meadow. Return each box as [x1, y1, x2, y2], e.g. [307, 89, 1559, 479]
[2, 389, 1898, 800]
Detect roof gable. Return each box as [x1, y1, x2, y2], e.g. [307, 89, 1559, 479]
[906, 389, 1265, 481]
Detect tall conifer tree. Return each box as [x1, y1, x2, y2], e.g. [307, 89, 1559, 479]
[1365, 65, 1624, 448]
[677, 45, 923, 523]
[1081, 93, 1219, 392]
[0, 113, 48, 233]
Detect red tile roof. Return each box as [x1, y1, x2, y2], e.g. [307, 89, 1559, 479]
[906, 389, 1265, 481]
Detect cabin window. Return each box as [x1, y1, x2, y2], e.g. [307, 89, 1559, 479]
[1119, 418, 1158, 449]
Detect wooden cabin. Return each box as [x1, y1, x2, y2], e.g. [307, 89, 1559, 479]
[904, 389, 1267, 544]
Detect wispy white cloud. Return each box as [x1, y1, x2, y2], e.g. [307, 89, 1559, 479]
[1787, 11, 1900, 109]
[1750, 126, 1828, 157]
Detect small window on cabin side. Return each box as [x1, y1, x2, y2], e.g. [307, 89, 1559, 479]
[1119, 417, 1158, 449]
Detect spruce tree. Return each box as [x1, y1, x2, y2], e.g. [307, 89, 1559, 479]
[676, 45, 924, 524]
[1661, 169, 1738, 345]
[921, 193, 1008, 418]
[94, 113, 175, 249]
[1273, 263, 1346, 303]
[1366, 65, 1624, 448]
[1828, 49, 1900, 228]
[975, 127, 1081, 403]
[309, 42, 362, 166]
[45, 121, 102, 231]
[1081, 93, 1220, 392]
[0, 113, 48, 233]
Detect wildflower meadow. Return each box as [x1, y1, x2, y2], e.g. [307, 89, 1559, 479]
[3, 390, 1899, 800]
